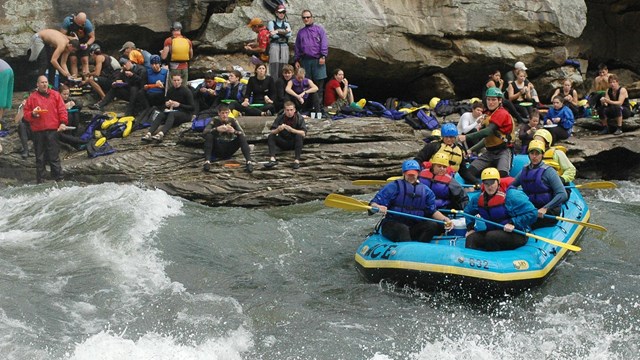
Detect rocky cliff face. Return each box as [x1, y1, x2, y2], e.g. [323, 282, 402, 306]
[1, 0, 638, 100]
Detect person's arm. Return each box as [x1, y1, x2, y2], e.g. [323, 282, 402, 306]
[464, 122, 497, 144]
[51, 46, 70, 78]
[570, 90, 579, 106]
[449, 180, 469, 210]
[507, 82, 518, 101]
[56, 94, 69, 127]
[334, 81, 348, 100]
[506, 189, 538, 231]
[607, 88, 628, 106]
[305, 79, 319, 94]
[92, 55, 104, 77]
[414, 142, 437, 164]
[14, 100, 26, 123]
[551, 89, 560, 102]
[265, 77, 276, 104]
[319, 26, 329, 58]
[540, 169, 568, 211]
[285, 79, 298, 97]
[554, 150, 576, 184]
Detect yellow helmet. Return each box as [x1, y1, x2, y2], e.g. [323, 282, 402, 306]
[528, 139, 545, 153]
[431, 152, 449, 167]
[470, 97, 481, 104]
[481, 167, 500, 181]
[431, 129, 442, 138]
[429, 97, 441, 109]
[534, 128, 553, 146]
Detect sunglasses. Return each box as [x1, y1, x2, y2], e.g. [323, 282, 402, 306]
[302, 16, 312, 19]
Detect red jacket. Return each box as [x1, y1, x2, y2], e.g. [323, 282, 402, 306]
[23, 89, 68, 132]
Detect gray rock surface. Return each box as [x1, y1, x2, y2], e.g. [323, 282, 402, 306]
[1, 101, 639, 207]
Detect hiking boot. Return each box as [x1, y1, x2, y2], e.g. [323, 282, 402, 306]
[203, 161, 211, 172]
[245, 161, 254, 173]
[141, 132, 152, 142]
[21, 149, 29, 159]
[292, 161, 300, 170]
[613, 128, 623, 135]
[151, 132, 164, 142]
[598, 127, 609, 135]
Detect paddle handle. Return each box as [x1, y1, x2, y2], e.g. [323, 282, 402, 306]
[385, 209, 446, 224]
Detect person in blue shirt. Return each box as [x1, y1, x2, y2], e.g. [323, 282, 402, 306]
[464, 167, 538, 251]
[60, 12, 96, 77]
[510, 140, 568, 229]
[370, 160, 453, 243]
[543, 95, 574, 143]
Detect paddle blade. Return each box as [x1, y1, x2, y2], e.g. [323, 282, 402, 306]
[352, 180, 389, 186]
[324, 194, 371, 212]
[555, 216, 607, 232]
[526, 232, 581, 252]
[575, 181, 617, 190]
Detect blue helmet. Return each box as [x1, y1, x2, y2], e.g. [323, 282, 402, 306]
[402, 160, 420, 173]
[441, 123, 458, 137]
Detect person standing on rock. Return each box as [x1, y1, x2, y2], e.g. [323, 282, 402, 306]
[294, 10, 328, 105]
[23, 76, 69, 183]
[267, 4, 292, 79]
[60, 12, 96, 77]
[28, 29, 79, 85]
[161, 22, 193, 88]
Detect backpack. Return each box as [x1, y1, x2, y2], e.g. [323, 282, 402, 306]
[133, 106, 160, 130]
[258, 28, 271, 62]
[434, 99, 457, 117]
[404, 109, 439, 130]
[191, 109, 217, 132]
[384, 97, 399, 110]
[170, 37, 191, 62]
[86, 138, 116, 158]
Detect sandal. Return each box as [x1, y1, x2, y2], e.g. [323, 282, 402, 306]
[151, 132, 164, 142]
[141, 132, 152, 142]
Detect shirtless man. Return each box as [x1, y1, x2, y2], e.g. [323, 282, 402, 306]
[589, 63, 614, 115]
[28, 29, 79, 85]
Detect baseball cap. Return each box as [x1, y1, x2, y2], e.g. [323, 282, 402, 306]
[150, 55, 161, 64]
[514, 61, 527, 70]
[120, 41, 136, 53]
[247, 18, 263, 28]
[119, 57, 130, 66]
[276, 5, 286, 13]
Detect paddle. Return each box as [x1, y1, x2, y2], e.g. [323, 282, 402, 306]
[324, 194, 446, 224]
[567, 181, 617, 190]
[449, 209, 581, 252]
[543, 215, 607, 232]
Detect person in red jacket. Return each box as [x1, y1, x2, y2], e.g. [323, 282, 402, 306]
[23, 75, 69, 183]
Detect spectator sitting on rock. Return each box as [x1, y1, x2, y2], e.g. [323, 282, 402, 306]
[518, 108, 540, 153]
[274, 64, 294, 112]
[141, 74, 194, 143]
[324, 68, 354, 110]
[598, 74, 631, 135]
[60, 12, 95, 77]
[543, 95, 574, 142]
[588, 63, 613, 114]
[234, 63, 276, 116]
[90, 57, 146, 116]
[120, 41, 152, 69]
[85, 44, 120, 100]
[506, 69, 537, 122]
[551, 79, 580, 118]
[202, 103, 255, 173]
[133, 55, 168, 111]
[285, 67, 320, 115]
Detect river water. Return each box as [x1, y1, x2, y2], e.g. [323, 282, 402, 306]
[0, 181, 638, 359]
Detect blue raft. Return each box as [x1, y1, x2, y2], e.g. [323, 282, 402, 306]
[354, 155, 589, 293]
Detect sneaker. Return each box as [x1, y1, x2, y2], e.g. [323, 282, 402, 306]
[141, 132, 152, 142]
[21, 150, 29, 159]
[292, 161, 300, 170]
[598, 127, 609, 135]
[89, 103, 102, 111]
[151, 132, 164, 142]
[245, 161, 254, 173]
[613, 128, 623, 135]
[264, 160, 278, 168]
[203, 161, 211, 172]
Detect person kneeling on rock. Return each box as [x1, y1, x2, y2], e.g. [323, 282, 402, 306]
[263, 101, 307, 170]
[202, 104, 255, 173]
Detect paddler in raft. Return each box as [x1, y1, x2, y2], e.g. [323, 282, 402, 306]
[418, 151, 469, 211]
[464, 167, 538, 251]
[510, 140, 568, 230]
[370, 160, 454, 243]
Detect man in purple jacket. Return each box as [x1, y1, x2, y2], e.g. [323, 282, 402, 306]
[294, 10, 328, 104]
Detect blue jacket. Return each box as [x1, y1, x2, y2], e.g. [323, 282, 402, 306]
[544, 106, 574, 134]
[371, 179, 437, 225]
[464, 188, 538, 232]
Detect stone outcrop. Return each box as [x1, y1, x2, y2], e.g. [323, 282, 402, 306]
[1, 98, 639, 207]
[2, 0, 639, 100]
